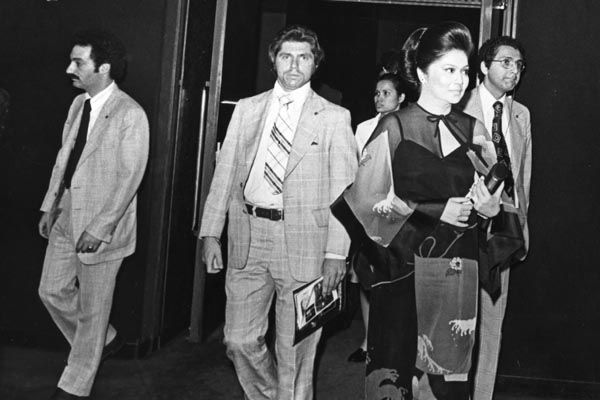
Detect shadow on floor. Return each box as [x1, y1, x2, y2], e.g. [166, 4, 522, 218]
[0, 315, 593, 400]
[0, 316, 365, 400]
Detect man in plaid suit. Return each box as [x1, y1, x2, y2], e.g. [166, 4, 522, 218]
[460, 36, 532, 400]
[38, 30, 149, 399]
[199, 25, 357, 400]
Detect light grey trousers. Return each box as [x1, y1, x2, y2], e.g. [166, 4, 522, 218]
[38, 191, 121, 397]
[473, 267, 511, 400]
[224, 215, 322, 400]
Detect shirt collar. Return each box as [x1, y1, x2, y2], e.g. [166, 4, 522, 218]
[272, 80, 311, 105]
[479, 83, 506, 111]
[86, 81, 116, 110]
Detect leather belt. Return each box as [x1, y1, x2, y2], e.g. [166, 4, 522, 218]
[245, 204, 284, 221]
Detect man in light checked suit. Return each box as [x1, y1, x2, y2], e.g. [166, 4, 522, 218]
[200, 25, 357, 400]
[460, 36, 532, 400]
[37, 30, 149, 399]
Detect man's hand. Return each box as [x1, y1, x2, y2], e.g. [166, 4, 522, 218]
[38, 212, 53, 239]
[76, 231, 103, 253]
[321, 258, 346, 295]
[202, 236, 223, 274]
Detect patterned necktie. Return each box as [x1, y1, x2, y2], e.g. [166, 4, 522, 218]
[491, 101, 514, 197]
[264, 95, 294, 194]
[63, 99, 91, 189]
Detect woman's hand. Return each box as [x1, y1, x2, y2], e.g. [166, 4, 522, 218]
[440, 197, 473, 228]
[472, 179, 503, 218]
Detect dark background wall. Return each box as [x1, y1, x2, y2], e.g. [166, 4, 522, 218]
[288, 1, 480, 127]
[499, 0, 600, 385]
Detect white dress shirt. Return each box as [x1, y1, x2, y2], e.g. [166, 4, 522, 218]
[85, 81, 116, 139]
[244, 81, 311, 209]
[478, 83, 513, 156]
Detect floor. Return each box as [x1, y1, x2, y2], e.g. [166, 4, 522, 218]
[0, 317, 591, 400]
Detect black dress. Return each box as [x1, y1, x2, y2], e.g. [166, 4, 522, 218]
[333, 103, 497, 399]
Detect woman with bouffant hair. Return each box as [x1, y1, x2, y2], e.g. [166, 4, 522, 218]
[334, 22, 511, 399]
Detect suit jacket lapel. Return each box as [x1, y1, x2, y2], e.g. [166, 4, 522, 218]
[244, 91, 271, 180]
[506, 99, 525, 180]
[470, 87, 525, 182]
[285, 90, 323, 178]
[468, 87, 491, 140]
[65, 97, 86, 155]
[77, 88, 122, 167]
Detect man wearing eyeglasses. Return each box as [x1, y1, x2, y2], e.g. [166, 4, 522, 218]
[460, 36, 532, 400]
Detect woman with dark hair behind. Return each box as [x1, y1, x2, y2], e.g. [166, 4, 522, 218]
[348, 72, 407, 363]
[332, 21, 520, 399]
[355, 73, 407, 155]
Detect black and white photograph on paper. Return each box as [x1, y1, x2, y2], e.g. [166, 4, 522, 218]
[2, 0, 600, 399]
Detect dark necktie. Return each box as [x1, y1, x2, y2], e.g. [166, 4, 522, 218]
[63, 99, 91, 189]
[491, 101, 514, 197]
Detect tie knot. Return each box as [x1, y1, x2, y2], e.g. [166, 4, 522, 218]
[493, 101, 503, 114]
[83, 98, 91, 113]
[279, 95, 293, 107]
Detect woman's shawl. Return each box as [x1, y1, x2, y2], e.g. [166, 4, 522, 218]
[331, 105, 524, 293]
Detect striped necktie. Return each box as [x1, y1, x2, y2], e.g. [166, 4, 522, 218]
[264, 95, 294, 194]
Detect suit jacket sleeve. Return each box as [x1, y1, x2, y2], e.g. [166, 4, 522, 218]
[199, 102, 243, 238]
[85, 106, 149, 242]
[326, 109, 358, 257]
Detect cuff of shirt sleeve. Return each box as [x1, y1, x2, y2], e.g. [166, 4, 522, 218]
[325, 252, 346, 260]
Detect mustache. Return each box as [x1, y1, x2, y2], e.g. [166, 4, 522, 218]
[67, 74, 79, 80]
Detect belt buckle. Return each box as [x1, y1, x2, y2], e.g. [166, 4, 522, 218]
[247, 204, 257, 217]
[272, 208, 283, 221]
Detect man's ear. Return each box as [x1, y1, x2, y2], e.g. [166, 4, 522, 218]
[98, 63, 111, 75]
[480, 61, 489, 77]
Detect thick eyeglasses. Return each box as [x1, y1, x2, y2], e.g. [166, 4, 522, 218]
[491, 58, 526, 72]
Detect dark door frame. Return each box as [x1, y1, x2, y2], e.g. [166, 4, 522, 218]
[188, 0, 229, 343]
[138, 0, 191, 351]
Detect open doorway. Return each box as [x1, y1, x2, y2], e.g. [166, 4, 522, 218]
[190, 0, 507, 341]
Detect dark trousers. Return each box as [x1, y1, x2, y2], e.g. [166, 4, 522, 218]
[366, 274, 417, 400]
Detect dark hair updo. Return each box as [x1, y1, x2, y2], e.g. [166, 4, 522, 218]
[400, 21, 473, 101]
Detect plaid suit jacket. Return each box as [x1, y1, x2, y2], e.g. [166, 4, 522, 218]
[40, 86, 149, 264]
[199, 88, 358, 282]
[460, 87, 532, 253]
